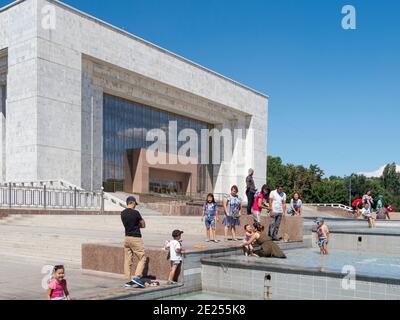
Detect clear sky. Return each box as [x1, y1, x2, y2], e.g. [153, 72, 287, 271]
[2, 0, 399, 177]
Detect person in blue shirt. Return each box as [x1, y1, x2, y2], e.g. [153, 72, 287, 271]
[201, 193, 219, 243]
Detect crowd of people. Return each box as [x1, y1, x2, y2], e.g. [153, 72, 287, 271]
[352, 190, 394, 227]
[88, 169, 298, 295]
[45, 171, 397, 298]
[117, 168, 293, 291]
[44, 167, 300, 298]
[200, 168, 303, 259]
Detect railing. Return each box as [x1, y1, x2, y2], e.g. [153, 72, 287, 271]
[103, 192, 127, 209]
[144, 192, 229, 203]
[0, 184, 102, 210]
[7, 179, 83, 191]
[306, 203, 354, 212]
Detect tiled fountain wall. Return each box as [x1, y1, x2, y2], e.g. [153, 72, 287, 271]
[201, 261, 400, 300]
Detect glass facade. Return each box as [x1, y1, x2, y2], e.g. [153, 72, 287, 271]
[149, 179, 181, 194]
[103, 94, 213, 193]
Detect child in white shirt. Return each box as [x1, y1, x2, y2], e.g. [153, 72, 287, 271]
[361, 202, 375, 228]
[164, 230, 185, 285]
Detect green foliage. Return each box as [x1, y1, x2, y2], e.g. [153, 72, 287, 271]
[266, 156, 400, 210]
[381, 163, 400, 195]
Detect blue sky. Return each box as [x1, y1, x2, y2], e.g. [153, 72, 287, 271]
[2, 0, 399, 177]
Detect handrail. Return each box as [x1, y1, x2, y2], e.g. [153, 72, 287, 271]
[306, 203, 354, 212]
[2, 179, 84, 190]
[143, 192, 229, 203]
[0, 184, 101, 210]
[103, 192, 127, 209]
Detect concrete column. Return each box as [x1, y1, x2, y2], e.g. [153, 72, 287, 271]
[6, 40, 38, 182]
[35, 0, 83, 186]
[231, 117, 248, 194]
[0, 81, 6, 182]
[246, 103, 268, 189]
[1, 0, 39, 183]
[211, 121, 238, 196]
[81, 60, 103, 191]
[214, 116, 256, 199]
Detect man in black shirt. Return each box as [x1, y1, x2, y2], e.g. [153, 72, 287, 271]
[121, 196, 146, 288]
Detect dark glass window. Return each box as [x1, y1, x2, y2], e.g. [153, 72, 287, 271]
[0, 85, 5, 117]
[103, 94, 213, 193]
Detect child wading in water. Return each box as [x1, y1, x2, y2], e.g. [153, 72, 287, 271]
[316, 220, 329, 255]
[201, 193, 219, 243]
[243, 224, 258, 257]
[164, 230, 185, 285]
[47, 265, 70, 300]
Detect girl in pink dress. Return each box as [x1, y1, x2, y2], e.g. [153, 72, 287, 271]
[47, 265, 71, 300]
[251, 185, 271, 222]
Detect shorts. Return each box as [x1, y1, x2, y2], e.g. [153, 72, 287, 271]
[251, 209, 261, 222]
[205, 217, 216, 228]
[171, 260, 182, 266]
[223, 216, 240, 227]
[318, 238, 327, 248]
[243, 236, 253, 245]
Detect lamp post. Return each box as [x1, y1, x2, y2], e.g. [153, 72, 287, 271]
[348, 173, 354, 207]
[100, 187, 104, 215]
[349, 177, 352, 207]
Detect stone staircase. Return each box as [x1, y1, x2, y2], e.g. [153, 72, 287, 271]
[0, 214, 204, 265]
[104, 192, 163, 216]
[0, 214, 202, 232]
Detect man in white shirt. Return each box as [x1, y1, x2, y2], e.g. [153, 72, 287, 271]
[269, 183, 287, 241]
[361, 202, 376, 228]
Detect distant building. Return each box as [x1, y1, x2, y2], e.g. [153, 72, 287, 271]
[0, 0, 268, 195]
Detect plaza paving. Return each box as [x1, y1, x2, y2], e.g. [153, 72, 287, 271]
[0, 214, 204, 263]
[0, 254, 124, 300]
[0, 213, 244, 300]
[0, 206, 397, 300]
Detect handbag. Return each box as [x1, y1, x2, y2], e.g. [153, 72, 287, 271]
[232, 211, 241, 220]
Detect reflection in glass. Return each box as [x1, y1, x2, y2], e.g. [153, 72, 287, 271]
[103, 94, 213, 193]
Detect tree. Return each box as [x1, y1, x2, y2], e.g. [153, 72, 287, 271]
[381, 163, 400, 195]
[267, 156, 400, 210]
